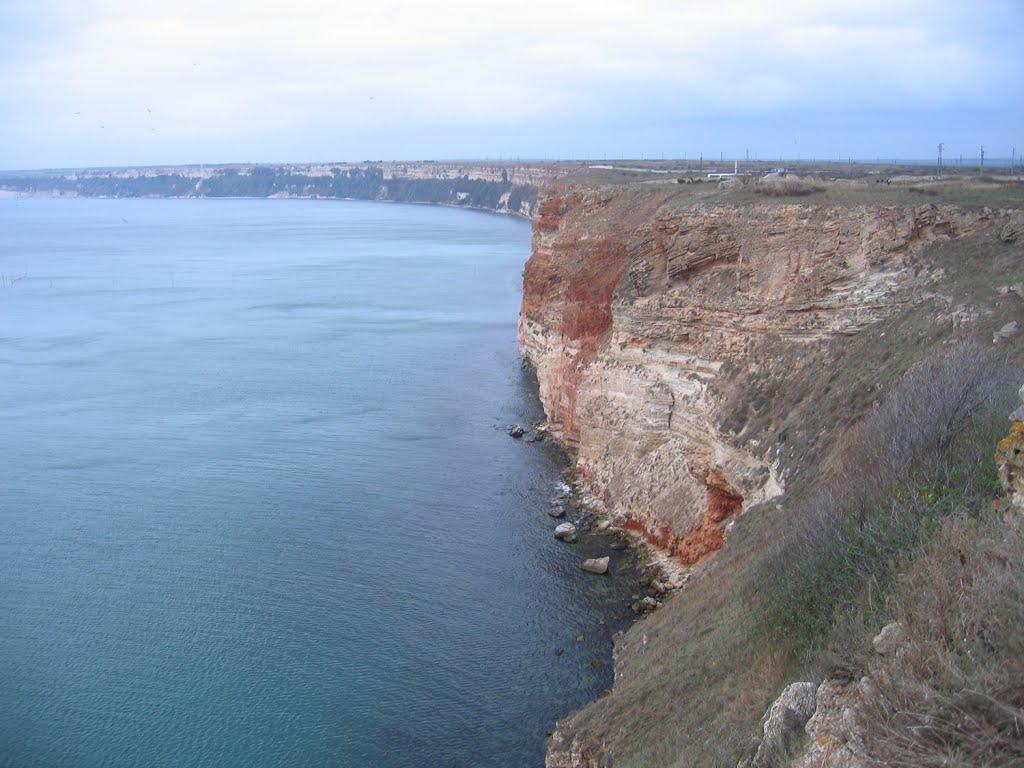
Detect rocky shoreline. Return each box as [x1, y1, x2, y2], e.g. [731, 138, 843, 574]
[510, 415, 686, 620]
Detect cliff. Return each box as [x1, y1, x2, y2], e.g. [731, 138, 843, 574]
[520, 177, 1024, 766]
[520, 182, 1009, 566]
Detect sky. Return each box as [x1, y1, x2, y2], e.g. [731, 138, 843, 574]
[0, 0, 1021, 170]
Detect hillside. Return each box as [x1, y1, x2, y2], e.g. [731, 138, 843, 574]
[520, 174, 1024, 766]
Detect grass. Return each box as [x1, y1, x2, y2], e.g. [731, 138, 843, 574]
[852, 511, 1024, 767]
[755, 339, 1015, 661]
[563, 164, 1024, 208]
[751, 177, 825, 197]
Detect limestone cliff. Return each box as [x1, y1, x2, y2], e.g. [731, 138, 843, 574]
[519, 183, 1007, 566]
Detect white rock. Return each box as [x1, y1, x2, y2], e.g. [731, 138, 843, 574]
[993, 320, 1019, 343]
[554, 522, 578, 542]
[747, 681, 818, 768]
[581, 556, 610, 574]
[872, 621, 906, 655]
[1012, 383, 1024, 421]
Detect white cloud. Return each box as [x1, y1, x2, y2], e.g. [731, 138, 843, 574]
[1, 0, 1020, 166]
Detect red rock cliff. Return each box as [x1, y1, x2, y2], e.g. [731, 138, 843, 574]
[520, 183, 1003, 566]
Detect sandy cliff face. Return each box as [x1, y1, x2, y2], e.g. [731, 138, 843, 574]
[519, 184, 1002, 565]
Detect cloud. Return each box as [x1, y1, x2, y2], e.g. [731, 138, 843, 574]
[1, 0, 1020, 167]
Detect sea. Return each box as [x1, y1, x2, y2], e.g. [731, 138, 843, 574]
[0, 197, 641, 768]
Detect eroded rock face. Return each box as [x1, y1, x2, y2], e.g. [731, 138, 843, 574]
[789, 677, 869, 768]
[520, 185, 1002, 564]
[741, 681, 819, 768]
[546, 730, 608, 768]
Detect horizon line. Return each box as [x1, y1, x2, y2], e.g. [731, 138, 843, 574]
[2, 156, 1021, 175]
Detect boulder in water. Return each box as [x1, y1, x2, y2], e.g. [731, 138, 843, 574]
[554, 522, 578, 542]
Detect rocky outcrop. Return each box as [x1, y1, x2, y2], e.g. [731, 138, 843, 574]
[785, 676, 870, 768]
[996, 384, 1024, 509]
[741, 682, 819, 768]
[519, 184, 1005, 566]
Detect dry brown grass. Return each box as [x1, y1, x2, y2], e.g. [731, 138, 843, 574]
[854, 513, 1024, 766]
[756, 339, 1017, 658]
[752, 176, 826, 197]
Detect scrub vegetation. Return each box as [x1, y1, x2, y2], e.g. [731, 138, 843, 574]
[757, 339, 1016, 661]
[852, 511, 1024, 767]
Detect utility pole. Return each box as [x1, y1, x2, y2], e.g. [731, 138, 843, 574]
[980, 146, 985, 175]
[937, 142, 943, 172]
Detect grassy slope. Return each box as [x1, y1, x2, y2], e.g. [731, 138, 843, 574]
[847, 506, 1024, 767]
[550, 183, 1024, 767]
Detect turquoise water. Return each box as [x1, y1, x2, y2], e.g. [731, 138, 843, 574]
[0, 198, 638, 768]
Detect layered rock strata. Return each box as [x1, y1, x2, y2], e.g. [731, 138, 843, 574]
[519, 184, 1004, 565]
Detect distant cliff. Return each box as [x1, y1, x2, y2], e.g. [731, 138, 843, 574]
[0, 161, 567, 217]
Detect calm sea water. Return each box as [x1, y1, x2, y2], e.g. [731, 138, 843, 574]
[0, 198, 639, 768]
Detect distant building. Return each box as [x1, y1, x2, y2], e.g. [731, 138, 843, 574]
[708, 161, 742, 179]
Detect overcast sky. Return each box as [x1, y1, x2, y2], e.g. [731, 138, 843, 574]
[1, 0, 1020, 170]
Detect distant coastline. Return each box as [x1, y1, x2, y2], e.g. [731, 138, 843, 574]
[0, 161, 571, 219]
